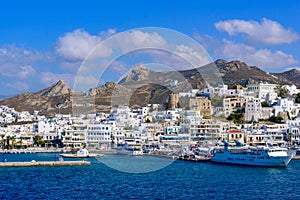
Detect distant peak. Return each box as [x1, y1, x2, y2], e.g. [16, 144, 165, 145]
[214, 59, 227, 64]
[35, 79, 72, 97]
[57, 80, 65, 84]
[132, 65, 148, 72]
[120, 65, 150, 83]
[285, 68, 300, 73]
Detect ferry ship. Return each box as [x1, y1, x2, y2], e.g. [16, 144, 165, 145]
[116, 143, 143, 156]
[211, 141, 293, 167]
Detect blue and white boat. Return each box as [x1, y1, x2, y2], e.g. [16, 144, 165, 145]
[211, 141, 293, 167]
[116, 143, 143, 156]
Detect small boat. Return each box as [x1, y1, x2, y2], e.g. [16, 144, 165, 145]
[116, 143, 143, 156]
[210, 140, 293, 167]
[60, 147, 103, 158]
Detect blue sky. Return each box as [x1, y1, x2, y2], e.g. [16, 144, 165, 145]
[0, 0, 299, 95]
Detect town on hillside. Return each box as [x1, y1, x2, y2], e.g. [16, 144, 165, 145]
[1, 82, 300, 153]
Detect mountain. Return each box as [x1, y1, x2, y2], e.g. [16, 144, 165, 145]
[35, 80, 73, 97]
[1, 60, 299, 116]
[0, 80, 74, 116]
[272, 69, 300, 87]
[120, 60, 298, 88]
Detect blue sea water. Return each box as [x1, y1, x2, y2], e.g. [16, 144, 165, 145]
[0, 153, 300, 200]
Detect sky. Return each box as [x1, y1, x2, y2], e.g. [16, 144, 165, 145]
[0, 0, 299, 95]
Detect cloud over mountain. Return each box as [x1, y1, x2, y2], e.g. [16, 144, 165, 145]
[215, 18, 300, 45]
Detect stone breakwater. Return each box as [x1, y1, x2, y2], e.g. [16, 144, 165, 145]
[0, 160, 90, 167]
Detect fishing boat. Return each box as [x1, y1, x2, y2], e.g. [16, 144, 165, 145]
[211, 141, 293, 167]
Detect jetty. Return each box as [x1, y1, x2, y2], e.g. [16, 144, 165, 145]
[0, 160, 90, 167]
[292, 156, 300, 160]
[178, 156, 211, 162]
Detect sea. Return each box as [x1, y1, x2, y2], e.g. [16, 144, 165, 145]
[0, 153, 300, 200]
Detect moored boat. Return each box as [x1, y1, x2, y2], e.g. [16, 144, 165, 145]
[116, 144, 143, 156]
[60, 147, 103, 158]
[211, 141, 293, 167]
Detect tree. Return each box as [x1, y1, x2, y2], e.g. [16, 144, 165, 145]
[269, 116, 283, 123]
[33, 135, 45, 147]
[6, 136, 10, 149]
[123, 126, 133, 130]
[295, 93, 300, 103]
[18, 136, 24, 149]
[261, 101, 270, 107]
[227, 110, 244, 124]
[1, 134, 5, 150]
[10, 136, 16, 149]
[275, 85, 289, 98]
[211, 96, 223, 107]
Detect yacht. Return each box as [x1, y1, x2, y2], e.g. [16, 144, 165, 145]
[60, 147, 103, 158]
[211, 141, 293, 167]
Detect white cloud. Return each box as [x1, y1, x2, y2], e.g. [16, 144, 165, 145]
[74, 75, 99, 90]
[215, 18, 300, 45]
[0, 45, 46, 63]
[6, 82, 29, 91]
[116, 30, 168, 52]
[40, 72, 75, 87]
[18, 65, 36, 78]
[99, 28, 117, 39]
[0, 45, 47, 79]
[1, 65, 36, 79]
[73, 29, 171, 81]
[217, 40, 298, 70]
[109, 61, 128, 74]
[55, 29, 107, 61]
[174, 44, 210, 67]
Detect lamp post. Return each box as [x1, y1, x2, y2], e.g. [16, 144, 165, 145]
[1, 134, 5, 162]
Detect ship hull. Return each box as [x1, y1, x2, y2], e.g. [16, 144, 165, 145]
[211, 152, 292, 167]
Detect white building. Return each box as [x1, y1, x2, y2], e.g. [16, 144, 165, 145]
[86, 122, 115, 149]
[274, 98, 300, 118]
[282, 84, 299, 95]
[247, 83, 277, 101]
[245, 98, 262, 122]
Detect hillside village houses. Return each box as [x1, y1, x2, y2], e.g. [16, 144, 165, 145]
[1, 81, 300, 149]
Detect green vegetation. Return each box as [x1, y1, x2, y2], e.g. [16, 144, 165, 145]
[268, 116, 284, 123]
[211, 96, 223, 107]
[226, 110, 244, 124]
[261, 101, 270, 107]
[203, 116, 212, 119]
[33, 135, 45, 146]
[275, 84, 289, 98]
[295, 93, 300, 103]
[123, 126, 133, 130]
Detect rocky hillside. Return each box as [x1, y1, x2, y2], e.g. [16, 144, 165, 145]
[35, 80, 73, 97]
[0, 80, 74, 116]
[272, 69, 300, 87]
[1, 60, 299, 116]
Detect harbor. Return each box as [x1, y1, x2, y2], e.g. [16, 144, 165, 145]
[1, 151, 300, 199]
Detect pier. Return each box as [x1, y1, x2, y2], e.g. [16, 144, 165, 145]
[0, 160, 90, 167]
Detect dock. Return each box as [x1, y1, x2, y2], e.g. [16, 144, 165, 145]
[292, 156, 300, 160]
[0, 160, 91, 167]
[178, 156, 211, 162]
[60, 153, 104, 158]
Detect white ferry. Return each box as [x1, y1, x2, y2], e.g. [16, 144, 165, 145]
[116, 144, 143, 156]
[211, 141, 293, 167]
